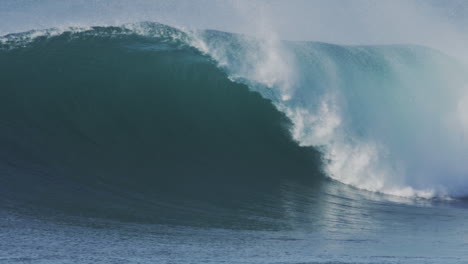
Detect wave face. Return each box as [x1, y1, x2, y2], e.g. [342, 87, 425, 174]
[1, 22, 468, 212]
[0, 24, 324, 221]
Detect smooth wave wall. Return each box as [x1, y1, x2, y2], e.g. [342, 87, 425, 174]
[0, 25, 323, 221]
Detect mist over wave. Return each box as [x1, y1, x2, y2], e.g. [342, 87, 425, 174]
[191, 28, 468, 198]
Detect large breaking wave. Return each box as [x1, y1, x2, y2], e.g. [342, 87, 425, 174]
[1, 22, 467, 212]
